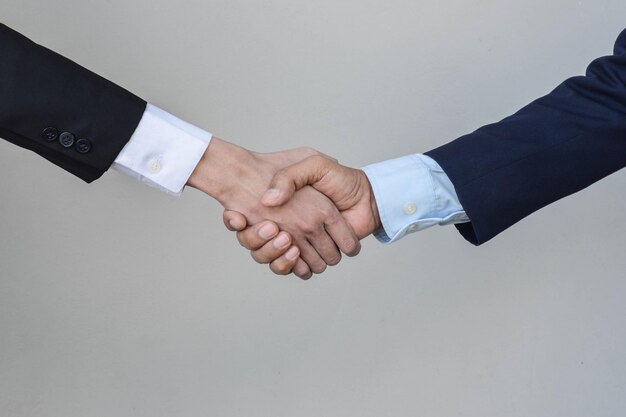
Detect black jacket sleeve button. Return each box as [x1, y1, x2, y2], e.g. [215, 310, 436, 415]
[59, 131, 75, 148]
[42, 127, 59, 141]
[75, 138, 92, 154]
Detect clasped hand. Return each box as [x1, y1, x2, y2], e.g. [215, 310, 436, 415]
[188, 138, 380, 279]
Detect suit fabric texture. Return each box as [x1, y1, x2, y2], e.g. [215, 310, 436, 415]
[426, 29, 626, 245]
[0, 23, 146, 183]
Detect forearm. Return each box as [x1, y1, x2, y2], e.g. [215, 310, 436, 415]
[187, 137, 269, 210]
[0, 23, 146, 182]
[426, 29, 626, 245]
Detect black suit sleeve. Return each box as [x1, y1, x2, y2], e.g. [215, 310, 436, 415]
[0, 23, 147, 182]
[425, 29, 626, 245]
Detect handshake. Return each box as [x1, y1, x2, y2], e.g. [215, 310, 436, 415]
[2, 22, 622, 282]
[161, 28, 626, 279]
[187, 137, 382, 280]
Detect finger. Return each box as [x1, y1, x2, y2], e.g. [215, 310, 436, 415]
[261, 155, 332, 207]
[308, 230, 342, 266]
[268, 245, 301, 275]
[223, 210, 248, 231]
[250, 232, 293, 264]
[324, 215, 361, 257]
[297, 238, 328, 275]
[236, 221, 280, 251]
[292, 258, 312, 280]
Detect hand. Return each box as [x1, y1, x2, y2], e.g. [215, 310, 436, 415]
[224, 155, 382, 275]
[187, 139, 361, 279]
[223, 213, 311, 276]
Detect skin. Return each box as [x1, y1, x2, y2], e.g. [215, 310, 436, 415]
[223, 155, 383, 277]
[187, 139, 362, 279]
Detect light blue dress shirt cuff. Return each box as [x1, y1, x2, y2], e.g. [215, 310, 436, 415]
[362, 154, 469, 243]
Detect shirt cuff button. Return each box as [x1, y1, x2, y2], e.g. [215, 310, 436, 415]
[148, 158, 162, 174]
[403, 202, 417, 215]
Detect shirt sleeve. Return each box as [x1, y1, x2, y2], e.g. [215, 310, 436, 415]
[111, 104, 212, 196]
[362, 153, 469, 243]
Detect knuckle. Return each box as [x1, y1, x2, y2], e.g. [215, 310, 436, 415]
[309, 154, 325, 164]
[293, 266, 312, 280]
[320, 205, 337, 220]
[326, 252, 342, 266]
[270, 170, 288, 186]
[300, 221, 318, 235]
[274, 171, 293, 189]
[342, 238, 361, 256]
[251, 250, 270, 264]
[304, 225, 318, 235]
[270, 261, 291, 276]
[302, 147, 321, 157]
[292, 262, 310, 279]
[310, 261, 327, 274]
[236, 233, 252, 249]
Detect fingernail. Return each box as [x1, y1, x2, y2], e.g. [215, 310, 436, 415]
[258, 223, 278, 239]
[273, 233, 290, 248]
[262, 188, 281, 204]
[285, 246, 299, 260]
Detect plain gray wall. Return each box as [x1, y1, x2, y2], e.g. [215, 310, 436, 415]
[1, 1, 625, 416]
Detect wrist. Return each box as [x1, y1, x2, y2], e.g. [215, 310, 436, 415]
[187, 137, 273, 212]
[360, 170, 382, 233]
[369, 191, 382, 233]
[188, 138, 253, 202]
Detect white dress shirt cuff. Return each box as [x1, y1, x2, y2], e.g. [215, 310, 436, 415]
[112, 104, 212, 196]
[362, 153, 469, 243]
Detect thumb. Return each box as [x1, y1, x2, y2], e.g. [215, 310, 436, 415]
[261, 155, 331, 207]
[223, 210, 248, 231]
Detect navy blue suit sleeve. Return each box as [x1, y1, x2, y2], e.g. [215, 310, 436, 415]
[0, 23, 147, 183]
[425, 29, 626, 245]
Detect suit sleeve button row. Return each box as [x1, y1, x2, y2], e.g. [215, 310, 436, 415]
[59, 131, 75, 147]
[41, 126, 59, 141]
[41, 127, 92, 154]
[75, 138, 92, 154]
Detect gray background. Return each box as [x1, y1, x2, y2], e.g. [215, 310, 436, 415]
[1, 1, 625, 416]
